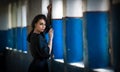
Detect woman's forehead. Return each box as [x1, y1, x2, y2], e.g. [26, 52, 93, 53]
[38, 19, 46, 23]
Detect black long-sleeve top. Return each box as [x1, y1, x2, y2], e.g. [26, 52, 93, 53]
[29, 33, 50, 59]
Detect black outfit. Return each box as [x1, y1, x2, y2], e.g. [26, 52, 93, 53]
[28, 33, 50, 72]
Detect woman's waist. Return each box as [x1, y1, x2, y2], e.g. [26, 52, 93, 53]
[34, 57, 48, 61]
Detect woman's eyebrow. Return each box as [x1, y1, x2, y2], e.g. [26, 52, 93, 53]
[40, 22, 46, 25]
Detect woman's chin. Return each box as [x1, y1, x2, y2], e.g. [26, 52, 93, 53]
[40, 30, 44, 32]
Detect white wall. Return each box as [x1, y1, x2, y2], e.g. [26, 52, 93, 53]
[52, 0, 63, 19]
[66, 0, 83, 17]
[42, 0, 49, 16]
[0, 5, 8, 30]
[27, 0, 42, 25]
[86, 0, 109, 11]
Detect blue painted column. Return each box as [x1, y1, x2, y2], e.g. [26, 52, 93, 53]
[52, 19, 63, 59]
[7, 29, 13, 49]
[65, 0, 83, 63]
[111, 1, 120, 72]
[7, 3, 17, 50]
[12, 2, 17, 51]
[52, 0, 64, 59]
[17, 1, 22, 52]
[21, 1, 28, 53]
[0, 30, 7, 52]
[66, 18, 83, 63]
[0, 4, 8, 52]
[7, 3, 13, 50]
[0, 22, 8, 51]
[85, 0, 109, 68]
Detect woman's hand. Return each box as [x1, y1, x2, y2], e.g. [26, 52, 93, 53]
[47, 4, 52, 13]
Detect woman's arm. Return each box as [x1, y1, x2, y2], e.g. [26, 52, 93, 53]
[48, 28, 53, 54]
[44, 4, 52, 33]
[47, 3, 52, 25]
[47, 4, 53, 54]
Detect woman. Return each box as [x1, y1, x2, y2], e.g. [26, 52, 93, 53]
[27, 14, 53, 72]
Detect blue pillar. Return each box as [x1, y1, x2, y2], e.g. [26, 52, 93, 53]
[85, 0, 109, 68]
[86, 12, 109, 68]
[12, 28, 17, 50]
[52, 19, 64, 59]
[21, 2, 28, 53]
[65, 17, 83, 62]
[17, 1, 22, 52]
[0, 30, 7, 52]
[22, 27, 27, 53]
[12, 2, 18, 51]
[52, 0, 64, 59]
[7, 3, 13, 49]
[17, 27, 22, 51]
[7, 29, 14, 49]
[65, 0, 83, 63]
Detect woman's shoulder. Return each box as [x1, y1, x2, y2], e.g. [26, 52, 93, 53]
[31, 33, 39, 37]
[30, 33, 40, 41]
[31, 33, 45, 39]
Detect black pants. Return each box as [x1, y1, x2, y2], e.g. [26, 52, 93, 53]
[28, 59, 49, 72]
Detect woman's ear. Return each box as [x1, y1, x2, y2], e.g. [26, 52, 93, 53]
[34, 23, 37, 28]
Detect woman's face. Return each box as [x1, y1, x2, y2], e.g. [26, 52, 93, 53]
[35, 19, 46, 33]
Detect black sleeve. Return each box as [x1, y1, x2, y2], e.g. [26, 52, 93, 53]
[38, 35, 50, 58]
[44, 4, 52, 34]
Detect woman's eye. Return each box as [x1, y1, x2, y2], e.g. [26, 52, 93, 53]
[40, 23, 46, 26]
[40, 23, 43, 25]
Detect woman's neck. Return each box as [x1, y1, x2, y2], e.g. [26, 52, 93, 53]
[33, 29, 41, 34]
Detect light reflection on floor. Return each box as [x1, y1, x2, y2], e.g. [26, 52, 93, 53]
[69, 62, 85, 68]
[93, 68, 114, 72]
[54, 59, 114, 72]
[54, 59, 64, 63]
[54, 59, 84, 68]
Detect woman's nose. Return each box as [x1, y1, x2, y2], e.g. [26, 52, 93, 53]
[42, 25, 46, 28]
